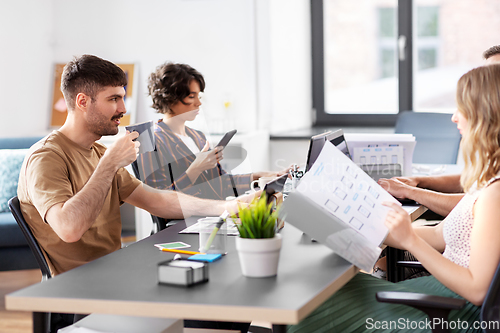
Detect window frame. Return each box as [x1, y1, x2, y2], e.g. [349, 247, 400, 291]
[311, 0, 413, 127]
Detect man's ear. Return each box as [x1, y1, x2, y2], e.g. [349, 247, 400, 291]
[75, 93, 90, 111]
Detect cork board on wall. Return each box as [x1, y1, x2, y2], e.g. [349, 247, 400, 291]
[50, 63, 137, 127]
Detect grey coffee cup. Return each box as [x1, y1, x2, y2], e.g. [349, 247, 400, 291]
[125, 121, 155, 154]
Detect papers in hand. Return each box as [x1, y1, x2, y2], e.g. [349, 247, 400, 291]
[281, 142, 400, 272]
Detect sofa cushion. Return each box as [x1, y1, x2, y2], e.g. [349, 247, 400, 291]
[0, 137, 43, 150]
[0, 211, 28, 247]
[0, 149, 28, 213]
[0, 246, 38, 271]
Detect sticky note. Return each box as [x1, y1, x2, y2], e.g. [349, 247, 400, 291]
[188, 254, 222, 262]
[154, 242, 190, 250]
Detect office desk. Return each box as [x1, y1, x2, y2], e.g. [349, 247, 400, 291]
[403, 204, 427, 222]
[7, 220, 358, 333]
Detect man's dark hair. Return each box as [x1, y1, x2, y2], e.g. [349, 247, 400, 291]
[61, 54, 128, 110]
[148, 62, 205, 114]
[483, 45, 500, 60]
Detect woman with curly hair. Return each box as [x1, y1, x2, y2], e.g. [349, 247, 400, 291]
[287, 64, 500, 332]
[137, 62, 289, 200]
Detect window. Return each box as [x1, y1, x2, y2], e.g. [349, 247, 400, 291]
[312, 0, 500, 126]
[378, 7, 397, 79]
[316, 0, 399, 124]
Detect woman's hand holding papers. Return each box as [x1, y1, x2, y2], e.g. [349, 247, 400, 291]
[382, 201, 417, 250]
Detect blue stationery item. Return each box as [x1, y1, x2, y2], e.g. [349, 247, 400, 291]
[188, 253, 222, 262]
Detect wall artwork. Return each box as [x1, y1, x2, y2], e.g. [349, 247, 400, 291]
[50, 63, 138, 128]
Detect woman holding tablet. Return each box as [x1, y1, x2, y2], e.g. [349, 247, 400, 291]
[137, 62, 289, 200]
[288, 65, 500, 332]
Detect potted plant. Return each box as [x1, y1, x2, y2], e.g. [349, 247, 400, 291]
[233, 194, 282, 277]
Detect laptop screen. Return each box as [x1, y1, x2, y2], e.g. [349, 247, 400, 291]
[305, 129, 352, 172]
[305, 131, 332, 172]
[326, 129, 352, 159]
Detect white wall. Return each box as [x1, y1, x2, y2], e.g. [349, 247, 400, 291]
[0, 0, 55, 137]
[0, 0, 312, 138]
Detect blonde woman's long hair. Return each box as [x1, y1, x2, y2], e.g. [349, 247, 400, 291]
[458, 64, 500, 192]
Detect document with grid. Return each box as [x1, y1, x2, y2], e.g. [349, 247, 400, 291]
[281, 141, 400, 272]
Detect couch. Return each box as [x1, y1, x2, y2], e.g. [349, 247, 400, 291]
[0, 136, 44, 271]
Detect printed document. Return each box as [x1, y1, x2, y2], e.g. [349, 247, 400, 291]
[283, 142, 403, 272]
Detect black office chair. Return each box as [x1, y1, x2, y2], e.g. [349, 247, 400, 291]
[9, 196, 51, 281]
[395, 111, 462, 164]
[9, 196, 53, 332]
[377, 260, 500, 333]
[131, 159, 174, 234]
[9, 196, 88, 333]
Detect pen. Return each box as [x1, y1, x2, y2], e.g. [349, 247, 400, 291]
[160, 248, 205, 255]
[200, 211, 229, 253]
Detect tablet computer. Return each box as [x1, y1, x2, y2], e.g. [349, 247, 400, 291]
[215, 129, 237, 150]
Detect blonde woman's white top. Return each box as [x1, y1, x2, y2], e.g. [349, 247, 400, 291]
[442, 175, 500, 268]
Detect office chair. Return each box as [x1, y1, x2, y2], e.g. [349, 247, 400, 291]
[395, 111, 461, 164]
[376, 291, 465, 333]
[9, 196, 51, 281]
[131, 159, 174, 234]
[9, 196, 91, 332]
[377, 259, 500, 333]
[9, 196, 54, 332]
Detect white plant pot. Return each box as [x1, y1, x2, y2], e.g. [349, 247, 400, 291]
[235, 234, 282, 278]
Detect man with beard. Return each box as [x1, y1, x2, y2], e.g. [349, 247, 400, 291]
[18, 54, 255, 332]
[17, 54, 252, 276]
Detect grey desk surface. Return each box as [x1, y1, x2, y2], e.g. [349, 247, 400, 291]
[6, 220, 357, 325]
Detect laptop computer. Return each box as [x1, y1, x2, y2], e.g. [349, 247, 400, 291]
[305, 129, 352, 172]
[304, 129, 417, 205]
[305, 131, 332, 172]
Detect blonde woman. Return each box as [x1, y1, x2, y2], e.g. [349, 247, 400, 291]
[288, 65, 500, 332]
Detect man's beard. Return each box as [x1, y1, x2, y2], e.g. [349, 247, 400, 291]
[87, 104, 123, 137]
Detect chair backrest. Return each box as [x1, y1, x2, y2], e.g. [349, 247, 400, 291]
[481, 260, 500, 332]
[131, 160, 170, 234]
[8, 196, 52, 281]
[395, 111, 461, 164]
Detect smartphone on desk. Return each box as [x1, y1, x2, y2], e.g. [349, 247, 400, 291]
[214, 129, 237, 150]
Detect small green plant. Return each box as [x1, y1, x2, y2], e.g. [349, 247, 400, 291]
[233, 194, 280, 239]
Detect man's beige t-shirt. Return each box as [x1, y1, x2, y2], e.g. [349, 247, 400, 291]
[17, 131, 141, 276]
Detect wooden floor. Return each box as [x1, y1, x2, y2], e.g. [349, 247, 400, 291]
[0, 269, 41, 333]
